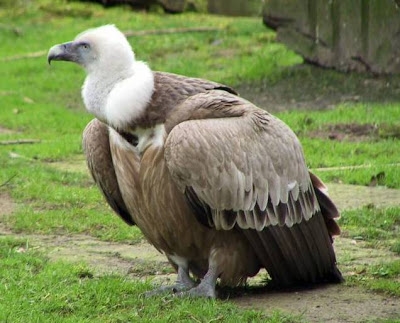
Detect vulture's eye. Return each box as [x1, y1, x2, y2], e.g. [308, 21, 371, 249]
[81, 43, 90, 50]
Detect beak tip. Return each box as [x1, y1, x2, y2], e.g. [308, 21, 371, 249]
[47, 43, 69, 65]
[47, 47, 56, 65]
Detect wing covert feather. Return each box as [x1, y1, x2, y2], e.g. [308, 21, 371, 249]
[164, 91, 316, 231]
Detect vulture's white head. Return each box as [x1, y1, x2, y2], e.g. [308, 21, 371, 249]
[48, 25, 135, 74]
[48, 25, 154, 130]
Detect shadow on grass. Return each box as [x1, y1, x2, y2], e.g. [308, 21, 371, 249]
[237, 64, 400, 113]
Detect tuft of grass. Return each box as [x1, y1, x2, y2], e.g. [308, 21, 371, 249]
[346, 260, 400, 297]
[338, 206, 400, 252]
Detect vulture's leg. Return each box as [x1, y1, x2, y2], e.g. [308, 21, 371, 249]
[174, 266, 197, 291]
[144, 264, 196, 297]
[176, 265, 218, 298]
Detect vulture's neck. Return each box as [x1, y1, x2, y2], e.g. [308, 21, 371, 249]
[82, 61, 155, 131]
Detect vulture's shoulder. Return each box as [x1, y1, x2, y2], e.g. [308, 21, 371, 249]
[164, 90, 268, 133]
[154, 71, 237, 96]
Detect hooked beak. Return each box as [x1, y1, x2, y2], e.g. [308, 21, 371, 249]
[47, 41, 77, 65]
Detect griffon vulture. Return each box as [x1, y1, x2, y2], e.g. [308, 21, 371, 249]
[48, 25, 342, 298]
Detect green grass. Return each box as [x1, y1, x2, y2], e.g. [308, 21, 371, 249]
[337, 204, 400, 297]
[277, 103, 400, 188]
[0, 237, 300, 323]
[338, 206, 400, 253]
[1, 154, 143, 241]
[346, 260, 400, 297]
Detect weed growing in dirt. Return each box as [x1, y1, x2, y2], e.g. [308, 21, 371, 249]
[339, 206, 400, 252]
[345, 260, 400, 297]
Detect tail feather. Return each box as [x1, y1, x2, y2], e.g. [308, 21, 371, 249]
[309, 171, 341, 236]
[244, 225, 296, 286]
[268, 225, 313, 281]
[244, 213, 343, 286]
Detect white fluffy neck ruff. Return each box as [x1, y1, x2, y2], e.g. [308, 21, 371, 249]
[105, 61, 154, 130]
[82, 60, 154, 130]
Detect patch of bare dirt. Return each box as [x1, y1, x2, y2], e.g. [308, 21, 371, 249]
[308, 123, 400, 142]
[23, 234, 173, 281]
[0, 126, 14, 134]
[48, 156, 88, 174]
[0, 192, 15, 217]
[1, 187, 399, 322]
[326, 183, 400, 211]
[235, 284, 399, 323]
[309, 123, 378, 142]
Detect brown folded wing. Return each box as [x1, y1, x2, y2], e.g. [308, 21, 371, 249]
[165, 90, 315, 231]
